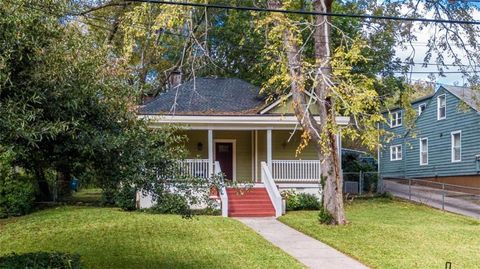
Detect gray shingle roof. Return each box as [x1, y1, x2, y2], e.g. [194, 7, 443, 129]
[138, 78, 265, 115]
[442, 85, 480, 112]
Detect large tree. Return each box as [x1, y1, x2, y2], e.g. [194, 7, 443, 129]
[0, 0, 183, 201]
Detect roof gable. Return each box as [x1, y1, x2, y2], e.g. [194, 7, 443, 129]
[260, 92, 320, 115]
[440, 85, 480, 112]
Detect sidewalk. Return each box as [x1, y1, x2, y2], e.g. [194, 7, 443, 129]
[236, 217, 369, 269]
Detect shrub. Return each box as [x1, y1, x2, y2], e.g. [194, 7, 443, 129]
[115, 184, 137, 211]
[318, 206, 334, 224]
[148, 192, 191, 216]
[297, 193, 320, 210]
[283, 191, 320, 211]
[0, 252, 82, 269]
[0, 150, 36, 218]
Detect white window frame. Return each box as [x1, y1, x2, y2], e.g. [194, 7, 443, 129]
[419, 138, 428, 165]
[418, 103, 426, 115]
[451, 131, 461, 163]
[390, 111, 402, 128]
[390, 144, 402, 161]
[437, 94, 446, 120]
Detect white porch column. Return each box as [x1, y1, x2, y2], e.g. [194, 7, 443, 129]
[208, 129, 214, 177]
[336, 132, 342, 173]
[267, 129, 272, 171]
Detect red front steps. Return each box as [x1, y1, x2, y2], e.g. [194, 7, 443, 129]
[227, 187, 275, 217]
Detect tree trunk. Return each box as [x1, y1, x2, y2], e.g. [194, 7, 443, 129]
[268, 0, 346, 224]
[312, 0, 346, 225]
[35, 167, 52, 201]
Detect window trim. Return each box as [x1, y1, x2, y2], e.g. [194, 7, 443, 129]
[418, 103, 426, 115]
[451, 131, 462, 163]
[390, 144, 402, 161]
[390, 111, 403, 128]
[437, 94, 446, 120]
[419, 137, 428, 166]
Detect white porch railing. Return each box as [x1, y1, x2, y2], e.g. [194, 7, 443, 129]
[271, 160, 321, 182]
[178, 159, 209, 178]
[214, 161, 228, 217]
[261, 162, 283, 217]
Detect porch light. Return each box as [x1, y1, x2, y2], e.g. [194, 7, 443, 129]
[197, 142, 203, 151]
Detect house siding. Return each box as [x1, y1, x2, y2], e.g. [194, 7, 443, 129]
[380, 87, 480, 179]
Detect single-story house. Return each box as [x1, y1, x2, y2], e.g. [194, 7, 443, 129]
[136, 75, 349, 217]
[379, 85, 480, 188]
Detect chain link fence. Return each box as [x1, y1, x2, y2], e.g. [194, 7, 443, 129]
[382, 178, 480, 218]
[342, 171, 379, 195]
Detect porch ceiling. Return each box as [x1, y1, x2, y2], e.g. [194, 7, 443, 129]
[139, 115, 350, 130]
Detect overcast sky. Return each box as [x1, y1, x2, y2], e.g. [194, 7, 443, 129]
[394, 6, 479, 87]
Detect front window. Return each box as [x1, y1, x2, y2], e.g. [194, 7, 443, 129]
[451, 131, 461, 162]
[390, 111, 402, 127]
[420, 138, 428, 165]
[438, 95, 446, 120]
[390, 145, 402, 161]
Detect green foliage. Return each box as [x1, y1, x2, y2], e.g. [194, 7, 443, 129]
[318, 206, 334, 224]
[0, 1, 185, 203]
[0, 252, 82, 269]
[148, 192, 191, 217]
[115, 185, 137, 211]
[282, 190, 320, 211]
[0, 150, 35, 218]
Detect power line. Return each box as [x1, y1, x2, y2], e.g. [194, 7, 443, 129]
[126, 0, 480, 25]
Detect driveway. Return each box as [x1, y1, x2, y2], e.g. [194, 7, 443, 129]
[383, 179, 480, 219]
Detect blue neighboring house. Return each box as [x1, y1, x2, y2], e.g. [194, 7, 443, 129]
[379, 85, 480, 187]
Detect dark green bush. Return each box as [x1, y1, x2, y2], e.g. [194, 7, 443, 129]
[115, 184, 137, 211]
[318, 206, 334, 224]
[0, 150, 36, 218]
[285, 191, 320, 211]
[0, 252, 82, 269]
[297, 193, 320, 210]
[148, 192, 191, 216]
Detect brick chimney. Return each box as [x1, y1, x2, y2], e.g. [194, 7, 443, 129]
[169, 70, 183, 88]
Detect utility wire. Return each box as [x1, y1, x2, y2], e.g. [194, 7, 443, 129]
[126, 0, 480, 25]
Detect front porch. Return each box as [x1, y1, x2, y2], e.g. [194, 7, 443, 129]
[180, 129, 329, 185]
[178, 129, 336, 218]
[141, 114, 348, 217]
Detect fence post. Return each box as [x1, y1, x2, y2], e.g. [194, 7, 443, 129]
[359, 171, 363, 195]
[442, 183, 445, 211]
[408, 179, 412, 200]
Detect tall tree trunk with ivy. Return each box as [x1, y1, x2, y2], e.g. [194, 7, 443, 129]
[268, 0, 346, 225]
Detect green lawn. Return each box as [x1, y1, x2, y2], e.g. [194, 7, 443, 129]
[0, 207, 303, 269]
[279, 198, 480, 269]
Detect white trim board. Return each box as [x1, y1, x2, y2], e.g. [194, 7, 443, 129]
[140, 115, 350, 130]
[214, 139, 237, 181]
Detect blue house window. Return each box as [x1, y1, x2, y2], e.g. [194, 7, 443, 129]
[418, 103, 426, 115]
[419, 138, 428, 165]
[437, 95, 446, 120]
[390, 145, 402, 161]
[451, 131, 461, 162]
[390, 111, 402, 127]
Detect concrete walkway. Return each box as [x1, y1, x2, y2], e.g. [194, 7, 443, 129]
[237, 217, 369, 269]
